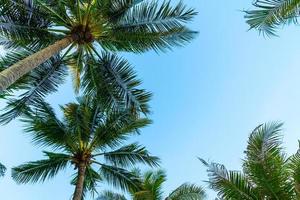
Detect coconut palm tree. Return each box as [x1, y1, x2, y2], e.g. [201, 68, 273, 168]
[200, 122, 300, 200]
[244, 0, 300, 36]
[0, 0, 197, 91]
[0, 52, 151, 125]
[11, 96, 159, 200]
[98, 169, 206, 200]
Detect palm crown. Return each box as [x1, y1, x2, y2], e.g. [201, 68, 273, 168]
[201, 122, 300, 200]
[245, 0, 300, 36]
[98, 169, 206, 200]
[11, 96, 159, 200]
[0, 0, 197, 91]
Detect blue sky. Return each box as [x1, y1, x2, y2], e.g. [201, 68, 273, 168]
[2, 0, 300, 199]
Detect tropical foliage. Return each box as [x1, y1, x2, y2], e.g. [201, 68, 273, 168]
[244, 0, 300, 36]
[11, 96, 159, 200]
[0, 0, 197, 91]
[98, 169, 206, 200]
[201, 122, 300, 200]
[0, 162, 5, 177]
[0, 52, 151, 125]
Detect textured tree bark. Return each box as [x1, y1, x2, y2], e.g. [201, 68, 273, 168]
[72, 163, 86, 200]
[0, 37, 72, 91]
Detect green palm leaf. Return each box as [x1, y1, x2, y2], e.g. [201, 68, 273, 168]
[134, 170, 166, 200]
[0, 51, 152, 125]
[102, 143, 160, 168]
[97, 190, 127, 200]
[243, 122, 293, 199]
[12, 151, 70, 184]
[101, 27, 197, 53]
[82, 52, 152, 114]
[116, 1, 196, 31]
[0, 0, 58, 44]
[287, 150, 300, 196]
[99, 0, 144, 22]
[91, 111, 151, 149]
[20, 100, 73, 150]
[245, 0, 300, 36]
[62, 100, 94, 144]
[0, 162, 6, 177]
[166, 183, 206, 200]
[100, 0, 197, 52]
[100, 164, 142, 192]
[200, 159, 258, 200]
[0, 54, 67, 124]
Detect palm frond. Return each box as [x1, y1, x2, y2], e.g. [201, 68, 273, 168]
[0, 54, 67, 124]
[99, 0, 145, 22]
[200, 159, 258, 200]
[102, 143, 160, 168]
[91, 111, 151, 149]
[66, 46, 85, 93]
[20, 101, 73, 150]
[135, 170, 166, 200]
[245, 0, 300, 36]
[0, 162, 6, 177]
[166, 183, 206, 200]
[288, 151, 300, 196]
[12, 151, 70, 184]
[243, 122, 293, 199]
[82, 52, 152, 115]
[116, 0, 197, 31]
[133, 191, 153, 200]
[97, 190, 127, 200]
[0, 0, 58, 44]
[35, 0, 73, 27]
[100, 26, 197, 53]
[100, 163, 142, 192]
[62, 100, 93, 144]
[99, 0, 197, 52]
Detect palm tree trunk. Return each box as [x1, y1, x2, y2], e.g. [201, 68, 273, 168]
[0, 37, 72, 92]
[72, 163, 86, 200]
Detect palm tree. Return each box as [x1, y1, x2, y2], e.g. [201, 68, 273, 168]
[11, 96, 159, 200]
[0, 52, 151, 125]
[98, 169, 206, 200]
[244, 0, 300, 36]
[0, 0, 197, 91]
[0, 162, 6, 177]
[200, 122, 300, 200]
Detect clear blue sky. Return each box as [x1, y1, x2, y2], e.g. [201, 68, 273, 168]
[2, 0, 300, 199]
